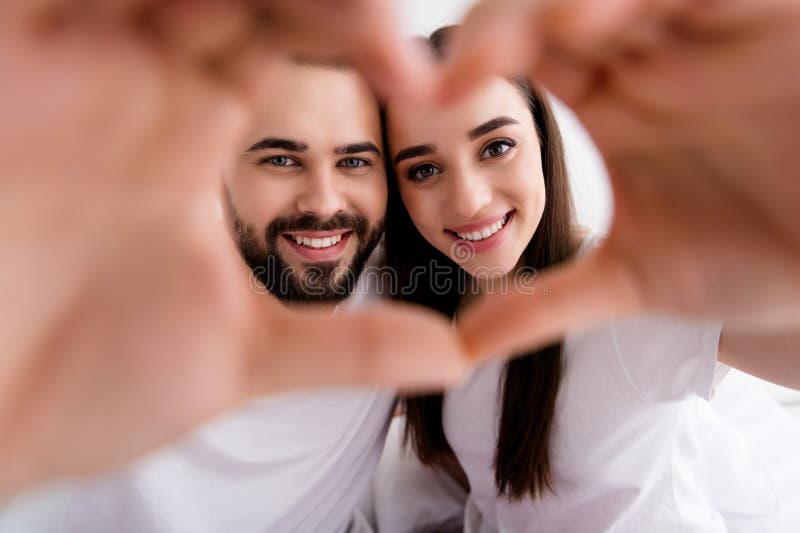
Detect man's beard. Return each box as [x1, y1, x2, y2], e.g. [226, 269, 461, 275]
[234, 212, 384, 305]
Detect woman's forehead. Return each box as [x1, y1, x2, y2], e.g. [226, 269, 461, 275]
[387, 77, 531, 142]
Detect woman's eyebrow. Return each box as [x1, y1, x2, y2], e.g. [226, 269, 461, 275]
[393, 144, 436, 165]
[468, 116, 520, 140]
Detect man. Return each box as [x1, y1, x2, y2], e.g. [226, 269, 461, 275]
[56, 57, 398, 532]
[224, 61, 386, 306]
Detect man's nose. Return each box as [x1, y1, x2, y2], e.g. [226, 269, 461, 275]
[295, 169, 347, 219]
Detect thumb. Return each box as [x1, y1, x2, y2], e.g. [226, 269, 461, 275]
[244, 299, 471, 395]
[458, 243, 641, 360]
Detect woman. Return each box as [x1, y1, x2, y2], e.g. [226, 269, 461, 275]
[373, 26, 800, 532]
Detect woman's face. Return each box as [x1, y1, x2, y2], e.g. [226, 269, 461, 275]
[387, 77, 546, 277]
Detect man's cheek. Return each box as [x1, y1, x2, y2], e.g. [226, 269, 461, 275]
[342, 235, 360, 261]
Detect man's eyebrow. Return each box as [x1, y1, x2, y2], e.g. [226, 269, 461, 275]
[245, 138, 309, 153]
[335, 142, 381, 156]
[468, 116, 520, 140]
[393, 144, 436, 166]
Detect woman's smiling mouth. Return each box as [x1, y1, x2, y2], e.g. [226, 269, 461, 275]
[445, 210, 515, 254]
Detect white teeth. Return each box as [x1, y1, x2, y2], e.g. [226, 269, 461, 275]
[455, 214, 510, 242]
[291, 234, 345, 249]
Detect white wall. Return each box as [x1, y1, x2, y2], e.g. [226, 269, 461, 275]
[392, 0, 474, 39]
[391, 0, 613, 234]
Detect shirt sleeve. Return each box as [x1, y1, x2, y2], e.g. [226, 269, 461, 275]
[611, 316, 725, 402]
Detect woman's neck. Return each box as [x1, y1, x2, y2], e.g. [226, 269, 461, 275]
[457, 261, 523, 313]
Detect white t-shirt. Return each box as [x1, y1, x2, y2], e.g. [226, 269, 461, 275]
[370, 316, 800, 532]
[60, 388, 393, 533]
[444, 317, 736, 532]
[59, 253, 396, 533]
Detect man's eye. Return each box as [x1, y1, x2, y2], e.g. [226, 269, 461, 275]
[407, 163, 441, 182]
[338, 158, 370, 169]
[260, 155, 299, 167]
[479, 139, 516, 160]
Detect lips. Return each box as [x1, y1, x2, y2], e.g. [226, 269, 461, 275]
[445, 210, 515, 255]
[282, 230, 353, 262]
[284, 229, 351, 240]
[446, 211, 511, 235]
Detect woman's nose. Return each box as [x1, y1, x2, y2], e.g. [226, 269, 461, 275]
[450, 172, 493, 219]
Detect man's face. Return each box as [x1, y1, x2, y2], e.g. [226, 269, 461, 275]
[226, 60, 387, 304]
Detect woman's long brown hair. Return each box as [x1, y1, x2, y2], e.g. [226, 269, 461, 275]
[384, 26, 580, 500]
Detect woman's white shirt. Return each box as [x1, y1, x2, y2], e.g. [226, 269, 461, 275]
[439, 316, 783, 532]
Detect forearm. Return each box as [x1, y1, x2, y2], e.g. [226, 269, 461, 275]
[718, 328, 800, 390]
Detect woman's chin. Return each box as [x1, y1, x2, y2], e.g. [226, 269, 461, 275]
[460, 258, 517, 280]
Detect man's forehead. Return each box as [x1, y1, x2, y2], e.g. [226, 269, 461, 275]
[250, 59, 382, 150]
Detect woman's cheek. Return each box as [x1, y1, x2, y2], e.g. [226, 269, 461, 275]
[401, 187, 424, 222]
[403, 190, 440, 244]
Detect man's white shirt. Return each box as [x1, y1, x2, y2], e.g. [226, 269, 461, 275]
[59, 247, 395, 533]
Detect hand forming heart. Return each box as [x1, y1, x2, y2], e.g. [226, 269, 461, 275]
[2, 0, 800, 498]
[448, 0, 800, 364]
[0, 0, 465, 498]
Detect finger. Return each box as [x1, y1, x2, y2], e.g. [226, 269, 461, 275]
[441, 0, 681, 103]
[672, 0, 798, 39]
[0, 0, 85, 35]
[0, 0, 74, 21]
[439, 0, 540, 103]
[251, 0, 439, 102]
[149, 0, 250, 61]
[551, 0, 686, 64]
[129, 62, 252, 192]
[532, 45, 602, 109]
[458, 243, 642, 360]
[348, 25, 440, 105]
[92, 0, 159, 18]
[532, 49, 653, 151]
[245, 301, 471, 394]
[3, 0, 160, 31]
[543, 0, 655, 52]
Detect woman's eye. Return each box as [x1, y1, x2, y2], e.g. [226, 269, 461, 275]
[407, 163, 441, 182]
[480, 139, 516, 160]
[339, 158, 370, 169]
[260, 155, 299, 168]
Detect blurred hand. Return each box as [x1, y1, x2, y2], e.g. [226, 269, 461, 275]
[449, 0, 800, 358]
[0, 0, 464, 498]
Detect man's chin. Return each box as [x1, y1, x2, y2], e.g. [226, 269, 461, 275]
[238, 219, 383, 306]
[270, 259, 359, 305]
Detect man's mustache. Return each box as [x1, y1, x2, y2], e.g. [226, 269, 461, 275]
[267, 213, 369, 241]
